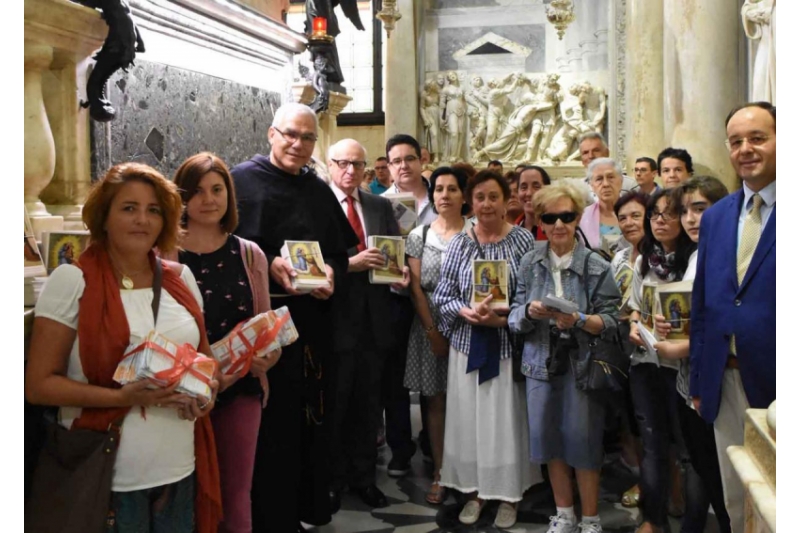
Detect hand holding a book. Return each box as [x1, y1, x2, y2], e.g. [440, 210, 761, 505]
[527, 300, 555, 321]
[390, 266, 411, 292]
[349, 247, 386, 272]
[177, 377, 219, 422]
[629, 319, 644, 347]
[119, 380, 190, 410]
[461, 295, 508, 328]
[270, 256, 302, 295]
[309, 264, 335, 300]
[653, 314, 673, 339]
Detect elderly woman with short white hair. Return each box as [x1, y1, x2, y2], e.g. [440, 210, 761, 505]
[579, 157, 624, 250]
[509, 181, 621, 533]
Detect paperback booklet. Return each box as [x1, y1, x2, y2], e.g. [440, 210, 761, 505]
[614, 263, 634, 311]
[383, 193, 418, 237]
[471, 259, 509, 310]
[368, 235, 405, 284]
[601, 234, 625, 257]
[636, 323, 662, 366]
[42, 230, 90, 274]
[640, 282, 659, 330]
[657, 280, 693, 341]
[281, 240, 329, 292]
[542, 294, 580, 315]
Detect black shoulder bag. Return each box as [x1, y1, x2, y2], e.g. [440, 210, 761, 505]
[25, 259, 164, 533]
[576, 251, 630, 394]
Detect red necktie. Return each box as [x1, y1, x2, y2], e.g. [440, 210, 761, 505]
[345, 196, 366, 252]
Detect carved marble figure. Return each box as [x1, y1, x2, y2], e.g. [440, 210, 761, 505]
[439, 71, 467, 162]
[525, 74, 561, 162]
[419, 80, 441, 161]
[742, 0, 776, 103]
[545, 82, 594, 163]
[473, 92, 548, 163]
[484, 73, 520, 145]
[468, 106, 487, 153]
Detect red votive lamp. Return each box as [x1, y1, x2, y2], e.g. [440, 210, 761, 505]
[312, 16, 327, 36]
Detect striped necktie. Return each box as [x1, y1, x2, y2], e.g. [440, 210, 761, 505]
[730, 193, 764, 355]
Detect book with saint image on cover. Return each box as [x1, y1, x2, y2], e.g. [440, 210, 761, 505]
[615, 263, 634, 311]
[471, 259, 509, 310]
[657, 280, 693, 341]
[280, 240, 329, 292]
[24, 207, 46, 278]
[640, 282, 658, 330]
[43, 230, 90, 274]
[601, 234, 625, 257]
[383, 193, 418, 237]
[368, 235, 405, 284]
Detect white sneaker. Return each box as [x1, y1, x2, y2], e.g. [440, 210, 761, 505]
[579, 520, 603, 533]
[547, 512, 579, 533]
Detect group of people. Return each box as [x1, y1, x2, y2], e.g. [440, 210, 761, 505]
[25, 100, 775, 533]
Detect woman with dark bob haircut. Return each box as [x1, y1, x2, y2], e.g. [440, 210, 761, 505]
[26, 162, 222, 533]
[406, 166, 472, 505]
[171, 152, 280, 533]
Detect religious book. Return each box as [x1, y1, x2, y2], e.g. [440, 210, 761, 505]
[280, 240, 329, 292]
[24, 207, 46, 278]
[42, 230, 90, 274]
[471, 259, 509, 310]
[542, 294, 580, 315]
[636, 324, 662, 366]
[657, 280, 693, 341]
[614, 263, 634, 311]
[640, 282, 659, 330]
[383, 193, 418, 237]
[601, 234, 625, 257]
[368, 235, 405, 284]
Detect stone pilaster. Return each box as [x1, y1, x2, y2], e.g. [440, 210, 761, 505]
[384, 0, 417, 140]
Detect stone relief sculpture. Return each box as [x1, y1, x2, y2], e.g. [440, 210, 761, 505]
[419, 80, 441, 162]
[439, 71, 467, 163]
[74, 0, 145, 122]
[422, 70, 607, 166]
[742, 0, 776, 104]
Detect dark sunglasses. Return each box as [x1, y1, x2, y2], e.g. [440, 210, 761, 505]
[540, 211, 578, 225]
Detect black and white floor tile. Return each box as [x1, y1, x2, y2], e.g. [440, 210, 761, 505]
[305, 399, 723, 533]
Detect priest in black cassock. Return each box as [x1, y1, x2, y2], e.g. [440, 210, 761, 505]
[232, 102, 359, 532]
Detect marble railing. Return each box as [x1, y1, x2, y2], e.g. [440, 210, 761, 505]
[728, 401, 776, 533]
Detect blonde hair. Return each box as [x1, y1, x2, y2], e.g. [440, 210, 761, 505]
[532, 180, 587, 218]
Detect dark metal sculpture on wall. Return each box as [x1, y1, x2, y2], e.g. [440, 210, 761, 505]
[304, 0, 363, 112]
[74, 0, 145, 122]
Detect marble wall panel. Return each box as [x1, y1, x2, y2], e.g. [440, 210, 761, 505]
[438, 24, 546, 72]
[91, 60, 282, 181]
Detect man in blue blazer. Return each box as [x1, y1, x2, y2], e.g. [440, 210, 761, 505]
[689, 102, 776, 533]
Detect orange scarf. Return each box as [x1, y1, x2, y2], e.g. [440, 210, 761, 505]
[72, 243, 222, 533]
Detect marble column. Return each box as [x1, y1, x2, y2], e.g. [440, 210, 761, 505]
[384, 0, 417, 141]
[625, 0, 664, 170]
[24, 41, 62, 237]
[663, 0, 742, 190]
[313, 91, 353, 164]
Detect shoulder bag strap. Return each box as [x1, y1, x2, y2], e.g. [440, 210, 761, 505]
[470, 227, 486, 259]
[422, 224, 430, 246]
[152, 258, 163, 327]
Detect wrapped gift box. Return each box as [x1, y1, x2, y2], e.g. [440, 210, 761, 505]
[114, 331, 217, 402]
[211, 306, 299, 375]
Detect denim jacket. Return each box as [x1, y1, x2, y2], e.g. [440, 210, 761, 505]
[508, 242, 622, 382]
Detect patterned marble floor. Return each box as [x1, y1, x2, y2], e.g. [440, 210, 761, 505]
[307, 399, 722, 533]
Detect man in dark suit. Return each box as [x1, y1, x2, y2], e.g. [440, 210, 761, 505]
[689, 102, 776, 533]
[326, 139, 410, 511]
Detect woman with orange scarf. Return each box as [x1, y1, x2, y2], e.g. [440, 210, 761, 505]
[25, 163, 222, 533]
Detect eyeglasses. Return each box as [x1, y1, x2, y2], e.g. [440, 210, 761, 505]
[331, 159, 367, 170]
[540, 212, 578, 225]
[273, 126, 317, 144]
[649, 210, 677, 222]
[389, 155, 419, 166]
[724, 134, 771, 152]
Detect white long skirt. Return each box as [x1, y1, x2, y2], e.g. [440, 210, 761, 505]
[439, 347, 543, 502]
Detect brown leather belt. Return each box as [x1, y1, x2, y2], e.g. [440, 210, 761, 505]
[726, 355, 739, 369]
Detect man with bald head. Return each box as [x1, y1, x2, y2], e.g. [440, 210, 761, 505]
[326, 138, 409, 512]
[232, 103, 359, 531]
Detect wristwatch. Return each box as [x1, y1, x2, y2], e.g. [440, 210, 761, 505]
[574, 312, 587, 329]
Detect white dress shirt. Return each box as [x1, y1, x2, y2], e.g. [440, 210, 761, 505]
[737, 180, 776, 247]
[331, 185, 369, 241]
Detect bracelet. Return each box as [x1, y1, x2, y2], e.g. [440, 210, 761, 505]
[524, 304, 533, 321]
[425, 325, 436, 334]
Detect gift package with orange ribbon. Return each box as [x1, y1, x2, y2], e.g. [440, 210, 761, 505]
[113, 331, 218, 402]
[211, 306, 299, 375]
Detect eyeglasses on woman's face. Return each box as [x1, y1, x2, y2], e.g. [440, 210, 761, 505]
[540, 211, 578, 225]
[649, 210, 677, 222]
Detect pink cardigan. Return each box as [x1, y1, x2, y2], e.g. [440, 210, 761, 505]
[161, 236, 271, 315]
[579, 202, 602, 249]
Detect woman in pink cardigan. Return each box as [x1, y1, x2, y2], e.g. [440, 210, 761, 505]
[172, 152, 281, 533]
[579, 157, 624, 251]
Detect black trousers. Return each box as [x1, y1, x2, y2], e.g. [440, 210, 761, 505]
[329, 327, 386, 490]
[381, 300, 415, 461]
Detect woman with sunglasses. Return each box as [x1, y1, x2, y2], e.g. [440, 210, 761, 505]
[628, 189, 696, 533]
[651, 176, 731, 533]
[509, 181, 621, 533]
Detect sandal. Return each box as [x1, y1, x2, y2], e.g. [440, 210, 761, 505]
[621, 484, 640, 508]
[425, 480, 448, 505]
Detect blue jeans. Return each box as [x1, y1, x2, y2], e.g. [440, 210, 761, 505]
[106, 473, 194, 533]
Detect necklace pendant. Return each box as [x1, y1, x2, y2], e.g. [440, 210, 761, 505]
[121, 275, 135, 290]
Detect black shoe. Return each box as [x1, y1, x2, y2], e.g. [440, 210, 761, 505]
[329, 489, 342, 515]
[387, 455, 411, 477]
[352, 484, 389, 508]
